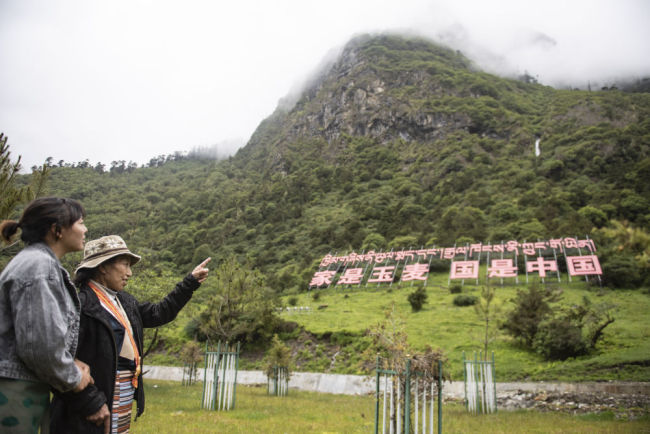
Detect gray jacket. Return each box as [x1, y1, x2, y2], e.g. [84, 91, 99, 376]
[0, 242, 81, 392]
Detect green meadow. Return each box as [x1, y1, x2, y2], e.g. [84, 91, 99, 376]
[277, 271, 650, 382]
[131, 381, 650, 433]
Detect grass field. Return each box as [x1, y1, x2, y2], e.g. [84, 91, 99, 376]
[131, 381, 650, 433]
[277, 274, 650, 382]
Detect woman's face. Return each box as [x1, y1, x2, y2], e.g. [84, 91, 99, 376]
[99, 256, 132, 291]
[59, 218, 87, 254]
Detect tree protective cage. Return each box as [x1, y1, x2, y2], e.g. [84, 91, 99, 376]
[374, 356, 443, 434]
[463, 351, 497, 414]
[182, 362, 198, 386]
[201, 341, 240, 411]
[267, 366, 289, 396]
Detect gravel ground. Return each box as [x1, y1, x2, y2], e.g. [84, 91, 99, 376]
[495, 390, 650, 420]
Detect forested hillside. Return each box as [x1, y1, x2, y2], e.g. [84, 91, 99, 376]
[4, 34, 649, 378]
[14, 34, 647, 291]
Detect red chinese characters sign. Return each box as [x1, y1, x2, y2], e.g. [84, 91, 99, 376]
[566, 255, 602, 275]
[309, 271, 336, 287]
[337, 268, 364, 285]
[368, 266, 395, 283]
[310, 237, 602, 288]
[525, 257, 558, 278]
[488, 259, 518, 278]
[450, 261, 479, 279]
[401, 263, 429, 281]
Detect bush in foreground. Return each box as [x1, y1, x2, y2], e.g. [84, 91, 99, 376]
[453, 294, 478, 307]
[407, 286, 428, 312]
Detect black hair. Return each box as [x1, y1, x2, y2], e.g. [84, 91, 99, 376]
[0, 197, 85, 245]
[73, 267, 96, 288]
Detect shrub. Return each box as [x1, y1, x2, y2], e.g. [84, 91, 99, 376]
[533, 318, 588, 360]
[503, 288, 615, 361]
[288, 296, 298, 306]
[263, 334, 292, 378]
[179, 340, 203, 365]
[183, 317, 206, 341]
[298, 348, 312, 361]
[312, 291, 321, 301]
[453, 295, 478, 307]
[578, 205, 608, 228]
[429, 259, 449, 272]
[602, 256, 642, 288]
[407, 286, 428, 312]
[449, 283, 463, 294]
[362, 232, 386, 251]
[197, 257, 278, 343]
[501, 284, 561, 346]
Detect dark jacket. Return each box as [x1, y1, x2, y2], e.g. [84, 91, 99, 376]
[50, 274, 200, 433]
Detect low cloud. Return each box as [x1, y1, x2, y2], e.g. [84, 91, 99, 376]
[1, 0, 648, 170]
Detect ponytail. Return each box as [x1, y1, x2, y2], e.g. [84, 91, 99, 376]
[0, 220, 20, 244]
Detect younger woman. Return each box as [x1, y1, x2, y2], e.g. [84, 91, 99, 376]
[0, 197, 93, 433]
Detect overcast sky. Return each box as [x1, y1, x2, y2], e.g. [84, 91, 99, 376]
[1, 0, 649, 171]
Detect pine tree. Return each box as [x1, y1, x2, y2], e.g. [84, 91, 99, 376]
[0, 133, 50, 221]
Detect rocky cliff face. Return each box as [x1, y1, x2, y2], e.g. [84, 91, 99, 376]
[243, 34, 481, 166]
[240, 32, 647, 200]
[287, 36, 473, 144]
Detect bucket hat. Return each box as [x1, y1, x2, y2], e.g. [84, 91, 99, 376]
[75, 235, 141, 273]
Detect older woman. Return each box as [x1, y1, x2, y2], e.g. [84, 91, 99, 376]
[0, 197, 94, 434]
[49, 235, 210, 434]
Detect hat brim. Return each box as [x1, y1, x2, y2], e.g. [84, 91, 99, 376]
[75, 249, 141, 274]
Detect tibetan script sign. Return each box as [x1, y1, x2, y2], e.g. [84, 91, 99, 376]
[309, 237, 601, 288]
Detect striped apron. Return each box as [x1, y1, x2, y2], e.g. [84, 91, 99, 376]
[111, 371, 135, 433]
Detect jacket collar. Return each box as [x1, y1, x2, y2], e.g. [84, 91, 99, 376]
[28, 242, 72, 279]
[79, 284, 112, 322]
[29, 241, 59, 262]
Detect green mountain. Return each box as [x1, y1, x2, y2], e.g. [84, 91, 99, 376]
[13, 33, 650, 287]
[238, 34, 649, 266]
[6, 34, 650, 379]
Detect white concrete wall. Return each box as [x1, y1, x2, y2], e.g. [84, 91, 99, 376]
[143, 365, 378, 395]
[142, 365, 649, 397]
